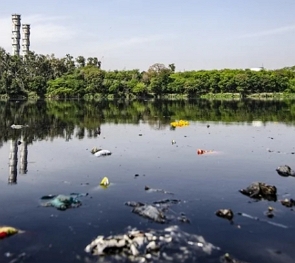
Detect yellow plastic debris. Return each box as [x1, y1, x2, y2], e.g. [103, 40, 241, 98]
[0, 226, 19, 239]
[170, 120, 189, 128]
[100, 177, 110, 186]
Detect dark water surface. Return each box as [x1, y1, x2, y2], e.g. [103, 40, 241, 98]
[0, 99, 295, 263]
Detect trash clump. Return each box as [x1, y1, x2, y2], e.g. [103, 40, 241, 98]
[239, 182, 277, 201]
[276, 165, 295, 177]
[197, 149, 213, 155]
[100, 177, 110, 187]
[0, 226, 21, 239]
[153, 199, 181, 205]
[91, 147, 112, 157]
[125, 200, 189, 224]
[40, 193, 88, 210]
[264, 206, 275, 218]
[125, 202, 167, 223]
[215, 209, 234, 221]
[85, 225, 222, 263]
[145, 186, 173, 195]
[280, 198, 295, 208]
[170, 120, 189, 128]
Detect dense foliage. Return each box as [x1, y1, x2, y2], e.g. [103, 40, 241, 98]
[1, 47, 295, 99]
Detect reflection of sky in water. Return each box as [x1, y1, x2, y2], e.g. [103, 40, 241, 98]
[0, 121, 295, 263]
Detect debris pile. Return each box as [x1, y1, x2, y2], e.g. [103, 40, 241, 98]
[215, 209, 234, 221]
[91, 147, 112, 157]
[0, 226, 20, 239]
[276, 165, 295, 177]
[239, 182, 277, 201]
[125, 202, 167, 223]
[40, 193, 88, 210]
[85, 225, 221, 263]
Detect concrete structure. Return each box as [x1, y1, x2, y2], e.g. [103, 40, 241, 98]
[22, 24, 30, 56]
[11, 14, 21, 56]
[250, 67, 264, 72]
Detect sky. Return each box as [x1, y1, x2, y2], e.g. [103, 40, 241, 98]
[0, 0, 295, 71]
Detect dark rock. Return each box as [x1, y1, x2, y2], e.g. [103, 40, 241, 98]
[125, 201, 145, 207]
[276, 165, 295, 177]
[239, 182, 277, 201]
[177, 215, 191, 223]
[265, 211, 274, 218]
[280, 198, 295, 207]
[215, 209, 234, 220]
[220, 253, 249, 263]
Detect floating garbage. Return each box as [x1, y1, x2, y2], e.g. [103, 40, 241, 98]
[280, 198, 295, 208]
[170, 120, 189, 128]
[91, 147, 112, 157]
[215, 209, 234, 221]
[177, 213, 191, 223]
[239, 182, 277, 201]
[10, 124, 29, 129]
[197, 149, 213, 155]
[125, 202, 166, 223]
[145, 186, 173, 195]
[276, 165, 295, 177]
[100, 177, 110, 187]
[264, 206, 275, 218]
[125, 199, 189, 224]
[85, 225, 223, 262]
[40, 193, 88, 210]
[153, 199, 181, 205]
[0, 226, 20, 239]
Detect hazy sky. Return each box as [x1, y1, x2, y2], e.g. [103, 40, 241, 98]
[0, 0, 295, 71]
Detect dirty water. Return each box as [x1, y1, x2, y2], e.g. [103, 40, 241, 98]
[0, 99, 295, 263]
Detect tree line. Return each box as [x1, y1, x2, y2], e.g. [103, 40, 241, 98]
[1, 47, 295, 99]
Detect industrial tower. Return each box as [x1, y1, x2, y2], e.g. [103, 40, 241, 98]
[11, 14, 31, 56]
[22, 24, 30, 56]
[11, 14, 21, 56]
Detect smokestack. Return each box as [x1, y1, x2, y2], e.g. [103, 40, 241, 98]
[22, 24, 30, 56]
[8, 139, 18, 184]
[19, 136, 28, 174]
[11, 14, 21, 56]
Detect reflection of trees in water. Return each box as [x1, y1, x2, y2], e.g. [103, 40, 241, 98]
[0, 99, 294, 145]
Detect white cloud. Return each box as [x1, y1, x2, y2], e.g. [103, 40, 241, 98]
[31, 23, 76, 44]
[238, 24, 295, 39]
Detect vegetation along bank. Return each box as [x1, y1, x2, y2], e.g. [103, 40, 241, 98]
[1, 47, 295, 99]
